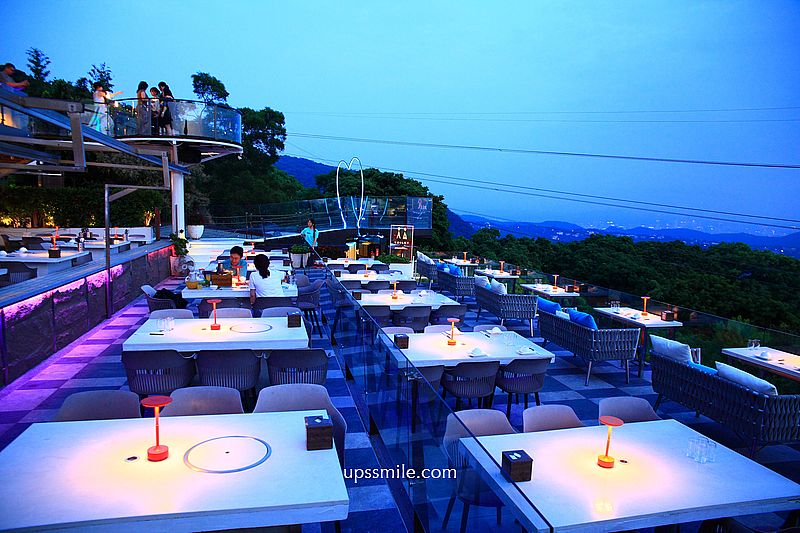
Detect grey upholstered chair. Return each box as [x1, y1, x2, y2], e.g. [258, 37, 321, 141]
[383, 326, 415, 335]
[362, 305, 393, 328]
[122, 349, 195, 396]
[364, 280, 390, 293]
[150, 309, 194, 320]
[495, 358, 549, 417]
[522, 404, 584, 432]
[423, 324, 452, 333]
[215, 308, 253, 318]
[392, 305, 432, 332]
[260, 306, 303, 317]
[55, 390, 142, 421]
[430, 304, 468, 325]
[162, 386, 244, 417]
[267, 349, 328, 385]
[598, 396, 661, 423]
[195, 350, 260, 394]
[442, 361, 501, 410]
[254, 384, 347, 467]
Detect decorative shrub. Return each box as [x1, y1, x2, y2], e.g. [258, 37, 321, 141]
[376, 254, 410, 264]
[290, 243, 311, 254]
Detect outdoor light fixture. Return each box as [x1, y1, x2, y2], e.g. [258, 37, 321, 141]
[553, 274, 559, 288]
[463, 251, 467, 261]
[113, 226, 120, 239]
[597, 415, 624, 468]
[392, 281, 398, 300]
[447, 317, 459, 346]
[48, 235, 61, 258]
[208, 298, 222, 330]
[250, 241, 256, 253]
[141, 396, 173, 462]
[234, 265, 242, 284]
[641, 296, 650, 316]
[499, 261, 505, 273]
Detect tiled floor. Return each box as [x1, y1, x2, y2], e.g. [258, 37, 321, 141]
[0, 272, 797, 532]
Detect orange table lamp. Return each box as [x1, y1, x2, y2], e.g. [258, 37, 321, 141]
[208, 298, 222, 330]
[447, 317, 460, 346]
[141, 395, 172, 462]
[597, 415, 624, 468]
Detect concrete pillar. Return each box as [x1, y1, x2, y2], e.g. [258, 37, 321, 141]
[169, 143, 185, 235]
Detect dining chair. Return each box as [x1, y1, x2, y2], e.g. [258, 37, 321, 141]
[267, 349, 328, 385]
[296, 279, 325, 336]
[340, 280, 363, 291]
[495, 358, 549, 417]
[423, 324, 452, 333]
[122, 349, 195, 396]
[252, 297, 294, 316]
[362, 305, 393, 328]
[0, 263, 37, 286]
[522, 404, 584, 432]
[442, 361, 501, 410]
[392, 305, 432, 332]
[162, 386, 244, 417]
[254, 384, 347, 467]
[149, 309, 194, 320]
[346, 264, 363, 274]
[215, 308, 253, 318]
[55, 390, 142, 421]
[72, 253, 92, 266]
[382, 326, 415, 335]
[259, 306, 303, 317]
[199, 298, 242, 318]
[473, 324, 507, 332]
[442, 409, 515, 533]
[21, 236, 45, 250]
[396, 280, 417, 292]
[195, 350, 261, 396]
[598, 396, 661, 423]
[294, 273, 310, 288]
[369, 263, 390, 273]
[141, 285, 176, 312]
[364, 280, 390, 293]
[377, 289, 399, 295]
[430, 304, 468, 325]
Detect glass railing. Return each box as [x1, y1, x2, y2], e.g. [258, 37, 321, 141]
[204, 196, 433, 239]
[316, 249, 551, 532]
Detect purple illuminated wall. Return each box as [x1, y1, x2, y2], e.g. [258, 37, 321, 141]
[0, 246, 172, 384]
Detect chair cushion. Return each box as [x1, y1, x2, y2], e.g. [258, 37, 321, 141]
[474, 275, 490, 289]
[555, 310, 570, 320]
[436, 262, 447, 271]
[650, 335, 692, 364]
[537, 298, 562, 315]
[490, 279, 507, 294]
[716, 362, 778, 395]
[447, 264, 461, 276]
[567, 308, 598, 330]
[688, 362, 717, 375]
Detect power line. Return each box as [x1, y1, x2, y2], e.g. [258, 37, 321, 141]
[286, 105, 800, 116]
[286, 132, 800, 170]
[280, 150, 800, 229]
[280, 151, 800, 230]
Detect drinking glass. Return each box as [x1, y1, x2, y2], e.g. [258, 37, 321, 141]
[699, 440, 717, 463]
[157, 318, 167, 332]
[686, 437, 702, 461]
[166, 316, 175, 331]
[748, 339, 761, 350]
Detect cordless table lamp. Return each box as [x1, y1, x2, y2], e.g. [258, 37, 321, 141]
[141, 396, 173, 462]
[641, 296, 650, 317]
[597, 415, 624, 468]
[447, 317, 460, 346]
[208, 298, 222, 330]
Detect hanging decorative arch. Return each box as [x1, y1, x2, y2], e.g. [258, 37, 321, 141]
[335, 157, 366, 234]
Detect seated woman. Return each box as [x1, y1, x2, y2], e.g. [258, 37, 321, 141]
[220, 245, 249, 276]
[249, 255, 284, 315]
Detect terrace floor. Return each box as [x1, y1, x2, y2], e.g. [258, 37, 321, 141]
[0, 271, 797, 531]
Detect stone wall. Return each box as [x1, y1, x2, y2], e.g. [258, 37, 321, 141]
[0, 246, 172, 384]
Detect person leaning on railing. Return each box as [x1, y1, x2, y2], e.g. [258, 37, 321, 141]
[0, 63, 29, 91]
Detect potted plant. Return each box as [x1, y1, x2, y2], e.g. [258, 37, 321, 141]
[186, 210, 205, 240]
[290, 243, 311, 269]
[376, 254, 412, 277]
[169, 232, 193, 276]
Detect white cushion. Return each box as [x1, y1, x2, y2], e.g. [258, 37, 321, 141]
[489, 279, 507, 295]
[555, 310, 570, 320]
[716, 362, 778, 396]
[650, 335, 692, 364]
[474, 275, 489, 288]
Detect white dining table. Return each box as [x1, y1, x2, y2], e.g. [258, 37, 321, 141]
[521, 283, 580, 299]
[0, 250, 92, 275]
[122, 317, 309, 352]
[325, 258, 384, 268]
[722, 346, 800, 382]
[339, 272, 415, 285]
[397, 331, 554, 368]
[204, 261, 293, 273]
[0, 411, 349, 531]
[60, 240, 132, 260]
[359, 291, 459, 311]
[181, 283, 298, 299]
[461, 419, 800, 533]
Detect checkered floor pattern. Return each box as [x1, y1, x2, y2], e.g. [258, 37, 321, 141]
[0, 271, 797, 532]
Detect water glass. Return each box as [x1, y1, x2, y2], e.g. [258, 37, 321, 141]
[165, 316, 175, 331]
[686, 437, 702, 461]
[157, 318, 167, 332]
[698, 439, 717, 463]
[747, 339, 761, 350]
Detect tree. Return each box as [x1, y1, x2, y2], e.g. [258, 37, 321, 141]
[87, 63, 113, 90]
[239, 107, 286, 165]
[191, 72, 229, 103]
[26, 48, 50, 82]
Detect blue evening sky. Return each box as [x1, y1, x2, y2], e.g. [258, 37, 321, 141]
[3, 1, 799, 233]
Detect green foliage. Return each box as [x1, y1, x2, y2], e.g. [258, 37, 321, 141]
[191, 72, 229, 103]
[376, 254, 410, 264]
[314, 168, 452, 250]
[239, 107, 286, 165]
[290, 243, 311, 254]
[169, 233, 189, 256]
[87, 63, 113, 90]
[26, 48, 50, 81]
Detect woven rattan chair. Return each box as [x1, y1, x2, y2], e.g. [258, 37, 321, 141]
[437, 270, 475, 301]
[416, 259, 438, 289]
[364, 280, 390, 293]
[122, 349, 195, 396]
[149, 309, 194, 320]
[254, 384, 347, 467]
[442, 361, 501, 409]
[475, 284, 538, 337]
[443, 409, 515, 532]
[392, 305, 432, 332]
[496, 358, 549, 417]
[522, 404, 584, 432]
[195, 350, 260, 395]
[162, 386, 244, 416]
[599, 396, 660, 423]
[55, 390, 142, 421]
[538, 309, 639, 385]
[430, 304, 468, 325]
[267, 348, 328, 385]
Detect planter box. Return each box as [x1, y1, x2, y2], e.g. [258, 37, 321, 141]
[187, 225, 205, 240]
[290, 253, 310, 269]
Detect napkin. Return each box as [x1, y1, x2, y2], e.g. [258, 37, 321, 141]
[757, 351, 771, 360]
[516, 346, 536, 355]
[18, 247, 28, 253]
[488, 327, 504, 335]
[468, 347, 488, 357]
[0, 251, 6, 257]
